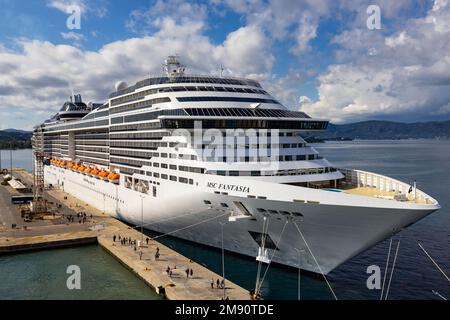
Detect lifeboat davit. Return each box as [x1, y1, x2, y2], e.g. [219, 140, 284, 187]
[108, 173, 120, 184]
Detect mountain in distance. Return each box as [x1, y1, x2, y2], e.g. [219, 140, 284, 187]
[0, 129, 32, 149]
[311, 120, 450, 140]
[3, 128, 31, 134]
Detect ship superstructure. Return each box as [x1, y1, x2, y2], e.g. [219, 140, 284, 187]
[33, 56, 440, 274]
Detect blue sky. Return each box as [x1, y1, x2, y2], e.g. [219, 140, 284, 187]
[1, 0, 449, 130]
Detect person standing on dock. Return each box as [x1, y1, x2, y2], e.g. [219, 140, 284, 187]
[210, 279, 214, 289]
[146, 237, 149, 245]
[185, 268, 189, 278]
[190, 269, 193, 278]
[216, 279, 220, 288]
[113, 235, 116, 242]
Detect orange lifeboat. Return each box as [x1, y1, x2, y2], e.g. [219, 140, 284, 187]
[98, 170, 109, 180]
[84, 167, 92, 175]
[90, 168, 99, 176]
[77, 166, 86, 173]
[67, 162, 74, 169]
[108, 173, 120, 184]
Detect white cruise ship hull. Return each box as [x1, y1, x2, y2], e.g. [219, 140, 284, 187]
[45, 165, 439, 274]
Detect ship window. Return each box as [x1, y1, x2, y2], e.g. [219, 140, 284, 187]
[153, 162, 159, 167]
[280, 211, 290, 215]
[153, 186, 157, 197]
[153, 172, 159, 178]
[169, 164, 177, 170]
[257, 208, 267, 213]
[161, 163, 168, 169]
[203, 200, 211, 205]
[268, 210, 278, 214]
[179, 177, 188, 184]
[188, 179, 194, 185]
[170, 175, 177, 181]
[220, 203, 228, 208]
[161, 174, 168, 179]
[292, 212, 303, 217]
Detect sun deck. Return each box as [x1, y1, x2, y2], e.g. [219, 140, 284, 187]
[334, 168, 437, 205]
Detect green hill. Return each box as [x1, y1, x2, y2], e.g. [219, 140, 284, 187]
[316, 120, 450, 140]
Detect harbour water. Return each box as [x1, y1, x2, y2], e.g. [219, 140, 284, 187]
[0, 245, 162, 300]
[1, 140, 449, 300]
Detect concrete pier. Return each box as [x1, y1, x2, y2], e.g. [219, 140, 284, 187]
[1, 168, 250, 300]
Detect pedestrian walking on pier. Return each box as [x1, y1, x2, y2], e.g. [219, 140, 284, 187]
[185, 268, 189, 278]
[139, 251, 143, 260]
[146, 237, 149, 245]
[113, 235, 116, 242]
[221, 279, 225, 289]
[210, 279, 214, 289]
[166, 266, 170, 275]
[216, 279, 220, 288]
[190, 269, 193, 278]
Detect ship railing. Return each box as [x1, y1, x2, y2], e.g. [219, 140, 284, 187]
[337, 168, 437, 205]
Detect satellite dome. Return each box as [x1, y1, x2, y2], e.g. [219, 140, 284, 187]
[115, 81, 127, 91]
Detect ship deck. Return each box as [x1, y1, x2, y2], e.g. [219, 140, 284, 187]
[337, 185, 429, 204]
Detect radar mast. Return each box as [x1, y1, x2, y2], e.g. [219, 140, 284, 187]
[163, 55, 186, 77]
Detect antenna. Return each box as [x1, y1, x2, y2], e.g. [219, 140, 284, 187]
[220, 64, 224, 77]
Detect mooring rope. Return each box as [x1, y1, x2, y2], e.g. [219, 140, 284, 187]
[255, 220, 289, 295]
[151, 211, 230, 240]
[293, 221, 338, 300]
[417, 242, 450, 282]
[384, 239, 401, 300]
[380, 237, 393, 300]
[131, 209, 213, 231]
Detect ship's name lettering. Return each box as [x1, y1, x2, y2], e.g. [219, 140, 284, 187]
[206, 182, 249, 193]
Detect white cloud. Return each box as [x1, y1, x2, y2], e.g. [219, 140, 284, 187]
[47, 0, 107, 18]
[300, 0, 450, 123]
[126, 0, 207, 34]
[0, 15, 274, 130]
[47, 0, 88, 14]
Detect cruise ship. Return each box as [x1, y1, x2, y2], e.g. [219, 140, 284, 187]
[32, 56, 440, 275]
